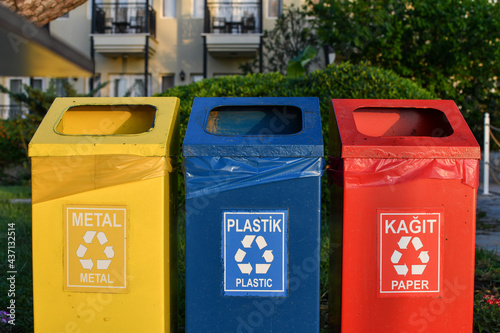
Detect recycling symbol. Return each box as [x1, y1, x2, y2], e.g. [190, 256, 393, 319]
[234, 235, 274, 275]
[391, 236, 429, 276]
[76, 231, 115, 270]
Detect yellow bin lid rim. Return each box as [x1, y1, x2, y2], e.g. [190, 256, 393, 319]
[28, 97, 180, 157]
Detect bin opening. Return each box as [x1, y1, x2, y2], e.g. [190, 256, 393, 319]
[206, 105, 303, 135]
[56, 105, 156, 135]
[353, 107, 454, 137]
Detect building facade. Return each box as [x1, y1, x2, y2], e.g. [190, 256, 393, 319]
[1, 0, 304, 116]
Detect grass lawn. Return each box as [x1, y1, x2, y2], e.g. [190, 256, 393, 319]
[0, 185, 499, 332]
[474, 248, 500, 332]
[0, 186, 31, 200]
[0, 198, 33, 332]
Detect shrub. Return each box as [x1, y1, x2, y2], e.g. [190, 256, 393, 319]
[0, 117, 39, 185]
[474, 248, 500, 332]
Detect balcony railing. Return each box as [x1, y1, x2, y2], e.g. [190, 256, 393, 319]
[92, 2, 156, 38]
[0, 105, 27, 119]
[204, 1, 261, 34]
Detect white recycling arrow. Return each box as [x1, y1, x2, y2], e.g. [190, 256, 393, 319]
[76, 244, 87, 258]
[262, 250, 274, 263]
[80, 258, 94, 270]
[97, 232, 108, 245]
[397, 236, 412, 249]
[256, 264, 271, 274]
[97, 260, 112, 270]
[394, 263, 409, 276]
[241, 235, 256, 248]
[418, 251, 429, 263]
[234, 248, 246, 262]
[391, 250, 402, 264]
[103, 246, 115, 259]
[255, 236, 267, 250]
[83, 231, 97, 244]
[238, 263, 253, 275]
[412, 237, 423, 251]
[412, 265, 426, 275]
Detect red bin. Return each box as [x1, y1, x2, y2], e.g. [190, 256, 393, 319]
[328, 99, 480, 332]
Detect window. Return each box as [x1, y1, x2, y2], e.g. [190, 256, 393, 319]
[193, 0, 204, 18]
[4, 77, 44, 118]
[161, 75, 175, 91]
[31, 78, 44, 90]
[268, 0, 282, 18]
[163, 0, 176, 18]
[132, 79, 146, 96]
[7, 78, 26, 118]
[191, 74, 204, 83]
[52, 78, 70, 97]
[9, 79, 24, 95]
[110, 74, 151, 97]
[114, 78, 128, 97]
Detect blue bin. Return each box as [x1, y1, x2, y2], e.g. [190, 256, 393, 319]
[183, 97, 324, 332]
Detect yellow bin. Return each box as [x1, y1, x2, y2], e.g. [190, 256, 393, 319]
[28, 97, 179, 332]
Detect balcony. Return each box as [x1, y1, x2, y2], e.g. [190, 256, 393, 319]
[203, 0, 262, 57]
[91, 2, 156, 57]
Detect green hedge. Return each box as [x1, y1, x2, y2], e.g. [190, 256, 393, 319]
[161, 62, 436, 153]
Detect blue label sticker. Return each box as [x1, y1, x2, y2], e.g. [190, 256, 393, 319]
[222, 210, 288, 297]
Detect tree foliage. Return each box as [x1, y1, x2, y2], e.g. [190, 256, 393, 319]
[287, 45, 318, 78]
[240, 5, 320, 75]
[307, 0, 500, 136]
